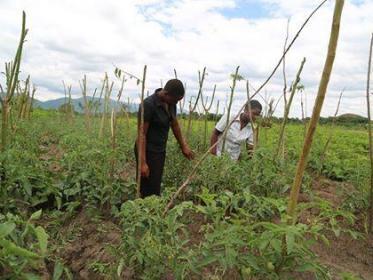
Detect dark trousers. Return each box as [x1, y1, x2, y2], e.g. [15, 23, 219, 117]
[134, 145, 166, 198]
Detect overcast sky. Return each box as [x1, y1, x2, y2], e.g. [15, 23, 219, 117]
[0, 0, 372, 117]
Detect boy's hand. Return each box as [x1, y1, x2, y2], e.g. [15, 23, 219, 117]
[181, 145, 194, 160]
[140, 163, 150, 178]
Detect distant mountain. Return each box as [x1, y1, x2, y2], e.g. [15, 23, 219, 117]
[337, 113, 366, 119]
[34, 97, 138, 113]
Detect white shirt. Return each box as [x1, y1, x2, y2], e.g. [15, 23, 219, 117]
[215, 113, 254, 160]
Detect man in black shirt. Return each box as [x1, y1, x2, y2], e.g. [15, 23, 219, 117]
[135, 79, 194, 198]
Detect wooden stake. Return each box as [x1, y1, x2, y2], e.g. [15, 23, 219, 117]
[0, 11, 27, 151]
[287, 0, 345, 220]
[275, 58, 306, 158]
[319, 88, 344, 167]
[222, 66, 240, 152]
[137, 65, 147, 198]
[366, 33, 373, 233]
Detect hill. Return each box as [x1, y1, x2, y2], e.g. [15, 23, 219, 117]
[33, 97, 138, 113]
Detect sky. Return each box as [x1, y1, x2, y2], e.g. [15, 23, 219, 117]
[0, 0, 372, 118]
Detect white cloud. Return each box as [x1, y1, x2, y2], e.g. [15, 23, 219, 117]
[0, 0, 372, 117]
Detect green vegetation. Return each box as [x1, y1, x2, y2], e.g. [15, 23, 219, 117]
[0, 111, 370, 279]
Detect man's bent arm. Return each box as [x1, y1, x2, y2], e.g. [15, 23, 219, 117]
[171, 118, 187, 149]
[210, 128, 222, 155]
[136, 122, 150, 167]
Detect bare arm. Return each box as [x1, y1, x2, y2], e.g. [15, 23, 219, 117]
[210, 128, 222, 155]
[171, 118, 194, 160]
[136, 122, 150, 177]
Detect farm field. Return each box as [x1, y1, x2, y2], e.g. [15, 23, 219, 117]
[1, 1, 373, 279]
[0, 112, 371, 280]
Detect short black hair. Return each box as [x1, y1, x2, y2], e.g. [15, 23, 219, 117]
[245, 99, 262, 112]
[164, 79, 185, 97]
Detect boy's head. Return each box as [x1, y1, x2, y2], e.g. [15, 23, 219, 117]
[244, 100, 262, 122]
[162, 79, 185, 105]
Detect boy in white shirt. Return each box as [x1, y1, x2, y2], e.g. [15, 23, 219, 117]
[210, 100, 262, 160]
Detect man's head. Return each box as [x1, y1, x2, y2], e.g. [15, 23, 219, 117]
[161, 79, 185, 105]
[244, 100, 262, 122]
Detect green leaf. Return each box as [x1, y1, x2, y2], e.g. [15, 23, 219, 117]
[270, 239, 282, 254]
[0, 222, 16, 238]
[0, 239, 40, 258]
[30, 209, 42, 220]
[53, 261, 64, 280]
[296, 262, 316, 272]
[286, 232, 295, 255]
[117, 258, 125, 277]
[22, 273, 41, 280]
[34, 226, 48, 255]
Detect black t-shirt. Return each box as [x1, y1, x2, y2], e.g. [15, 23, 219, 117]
[138, 89, 176, 153]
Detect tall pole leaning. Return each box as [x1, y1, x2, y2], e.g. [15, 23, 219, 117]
[287, 0, 345, 220]
[366, 33, 373, 233]
[136, 65, 147, 198]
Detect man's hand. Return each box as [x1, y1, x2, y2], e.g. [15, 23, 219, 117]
[210, 146, 217, 156]
[181, 145, 194, 160]
[140, 163, 150, 178]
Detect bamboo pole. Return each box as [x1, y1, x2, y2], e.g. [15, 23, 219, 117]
[300, 90, 307, 138]
[26, 84, 36, 120]
[1, 11, 27, 151]
[99, 74, 113, 139]
[287, 0, 345, 220]
[201, 85, 216, 149]
[366, 33, 373, 233]
[246, 81, 258, 153]
[137, 65, 147, 198]
[94, 75, 107, 116]
[79, 75, 92, 133]
[282, 18, 290, 111]
[222, 66, 240, 152]
[319, 88, 344, 166]
[186, 68, 206, 140]
[275, 58, 306, 158]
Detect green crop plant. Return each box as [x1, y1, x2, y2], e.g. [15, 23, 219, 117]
[0, 210, 48, 279]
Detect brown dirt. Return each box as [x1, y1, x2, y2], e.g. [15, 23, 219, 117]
[39, 138, 64, 173]
[184, 211, 206, 246]
[298, 175, 373, 279]
[312, 232, 373, 280]
[56, 211, 122, 279]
